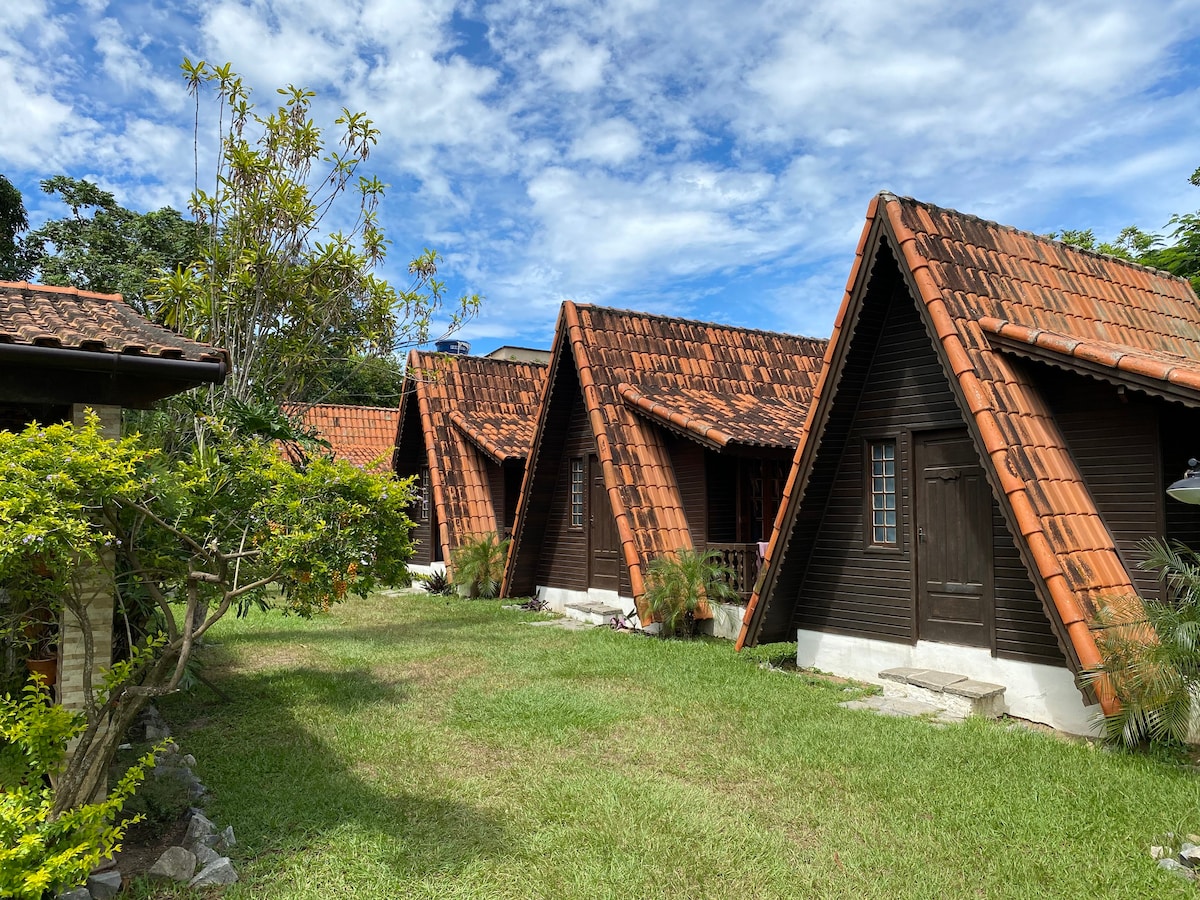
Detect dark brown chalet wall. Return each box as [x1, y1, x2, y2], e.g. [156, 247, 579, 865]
[486, 460, 506, 535]
[501, 460, 524, 537]
[787, 246, 1058, 663]
[1162, 412, 1200, 550]
[794, 279, 959, 641]
[534, 391, 594, 592]
[667, 434, 707, 549]
[1036, 366, 1164, 602]
[395, 399, 435, 566]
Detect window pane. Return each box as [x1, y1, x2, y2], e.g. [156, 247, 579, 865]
[868, 440, 898, 546]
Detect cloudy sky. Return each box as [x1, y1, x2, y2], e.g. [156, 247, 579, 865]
[3, 1, 1200, 355]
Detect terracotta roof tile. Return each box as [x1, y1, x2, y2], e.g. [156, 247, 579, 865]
[0, 281, 228, 365]
[293, 404, 402, 474]
[399, 351, 548, 565]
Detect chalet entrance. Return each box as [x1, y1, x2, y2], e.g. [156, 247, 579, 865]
[588, 454, 620, 590]
[915, 430, 992, 647]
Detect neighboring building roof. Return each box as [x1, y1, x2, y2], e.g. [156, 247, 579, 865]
[504, 302, 827, 614]
[397, 351, 549, 563]
[484, 345, 552, 364]
[293, 404, 402, 474]
[739, 192, 1200, 716]
[0, 281, 228, 406]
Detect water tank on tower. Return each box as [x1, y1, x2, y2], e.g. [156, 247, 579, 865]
[435, 339, 471, 355]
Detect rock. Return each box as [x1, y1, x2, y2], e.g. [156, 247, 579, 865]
[189, 857, 238, 888]
[192, 842, 221, 866]
[183, 811, 216, 846]
[87, 869, 124, 899]
[147, 846, 197, 883]
[1180, 844, 1200, 868]
[57, 889, 91, 900]
[183, 754, 197, 767]
[220, 825, 237, 848]
[1158, 858, 1196, 880]
[1151, 845, 1170, 860]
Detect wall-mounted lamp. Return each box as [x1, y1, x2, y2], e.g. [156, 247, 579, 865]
[1166, 458, 1200, 506]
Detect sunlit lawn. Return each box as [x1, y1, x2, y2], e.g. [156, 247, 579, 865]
[139, 591, 1198, 899]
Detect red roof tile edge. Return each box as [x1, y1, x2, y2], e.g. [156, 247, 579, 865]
[617, 382, 733, 449]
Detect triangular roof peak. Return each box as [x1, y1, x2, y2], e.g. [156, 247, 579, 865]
[740, 194, 1200, 717]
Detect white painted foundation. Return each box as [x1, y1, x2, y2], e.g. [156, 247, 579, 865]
[796, 629, 1101, 736]
[701, 603, 748, 641]
[536, 585, 637, 618]
[407, 561, 446, 579]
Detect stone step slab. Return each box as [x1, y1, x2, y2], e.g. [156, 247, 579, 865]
[879, 667, 1006, 719]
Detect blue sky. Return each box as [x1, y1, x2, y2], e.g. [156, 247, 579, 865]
[3, 1, 1200, 357]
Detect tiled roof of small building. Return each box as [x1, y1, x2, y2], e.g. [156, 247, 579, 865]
[294, 404, 402, 474]
[740, 193, 1200, 716]
[506, 302, 826, 615]
[0, 281, 228, 364]
[398, 351, 548, 564]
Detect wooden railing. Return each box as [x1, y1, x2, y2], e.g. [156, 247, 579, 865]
[705, 543, 762, 602]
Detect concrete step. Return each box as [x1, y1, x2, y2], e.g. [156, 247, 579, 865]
[878, 667, 1006, 719]
[562, 600, 626, 626]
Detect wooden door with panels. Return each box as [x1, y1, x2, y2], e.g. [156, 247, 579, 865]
[914, 430, 993, 647]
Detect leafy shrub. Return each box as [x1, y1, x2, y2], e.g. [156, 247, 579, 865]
[0, 681, 154, 900]
[451, 533, 510, 599]
[643, 549, 737, 638]
[1083, 538, 1200, 747]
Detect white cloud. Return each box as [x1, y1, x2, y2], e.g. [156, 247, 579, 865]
[569, 118, 641, 166]
[537, 34, 609, 92]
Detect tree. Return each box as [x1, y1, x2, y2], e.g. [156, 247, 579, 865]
[20, 176, 200, 316]
[290, 352, 407, 406]
[153, 60, 480, 406]
[0, 174, 30, 282]
[0, 413, 415, 813]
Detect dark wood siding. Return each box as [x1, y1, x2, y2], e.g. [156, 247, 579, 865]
[534, 393, 594, 591]
[394, 398, 434, 566]
[1037, 370, 1164, 602]
[782, 244, 1060, 664]
[794, 280, 961, 642]
[992, 505, 1060, 663]
[706, 454, 738, 543]
[502, 461, 524, 537]
[1161, 411, 1200, 550]
[670, 436, 708, 549]
[486, 460, 506, 534]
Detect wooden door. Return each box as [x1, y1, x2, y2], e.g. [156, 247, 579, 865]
[915, 431, 992, 647]
[588, 455, 620, 590]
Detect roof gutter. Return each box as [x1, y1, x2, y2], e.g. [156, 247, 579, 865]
[0, 342, 228, 384]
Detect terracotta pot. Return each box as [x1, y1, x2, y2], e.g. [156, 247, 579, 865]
[25, 657, 57, 687]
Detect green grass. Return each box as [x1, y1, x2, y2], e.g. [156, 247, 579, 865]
[138, 592, 1199, 899]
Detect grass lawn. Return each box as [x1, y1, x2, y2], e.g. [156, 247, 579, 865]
[139, 591, 1198, 899]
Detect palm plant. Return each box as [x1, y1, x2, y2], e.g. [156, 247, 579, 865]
[1082, 538, 1200, 747]
[642, 548, 738, 638]
[451, 532, 509, 599]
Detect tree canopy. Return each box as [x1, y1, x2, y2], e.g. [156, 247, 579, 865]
[0, 174, 29, 282]
[153, 60, 480, 406]
[20, 176, 200, 316]
[1052, 164, 1200, 293]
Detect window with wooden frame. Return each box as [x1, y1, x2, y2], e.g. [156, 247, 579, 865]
[868, 440, 897, 546]
[569, 458, 584, 527]
[419, 467, 430, 521]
